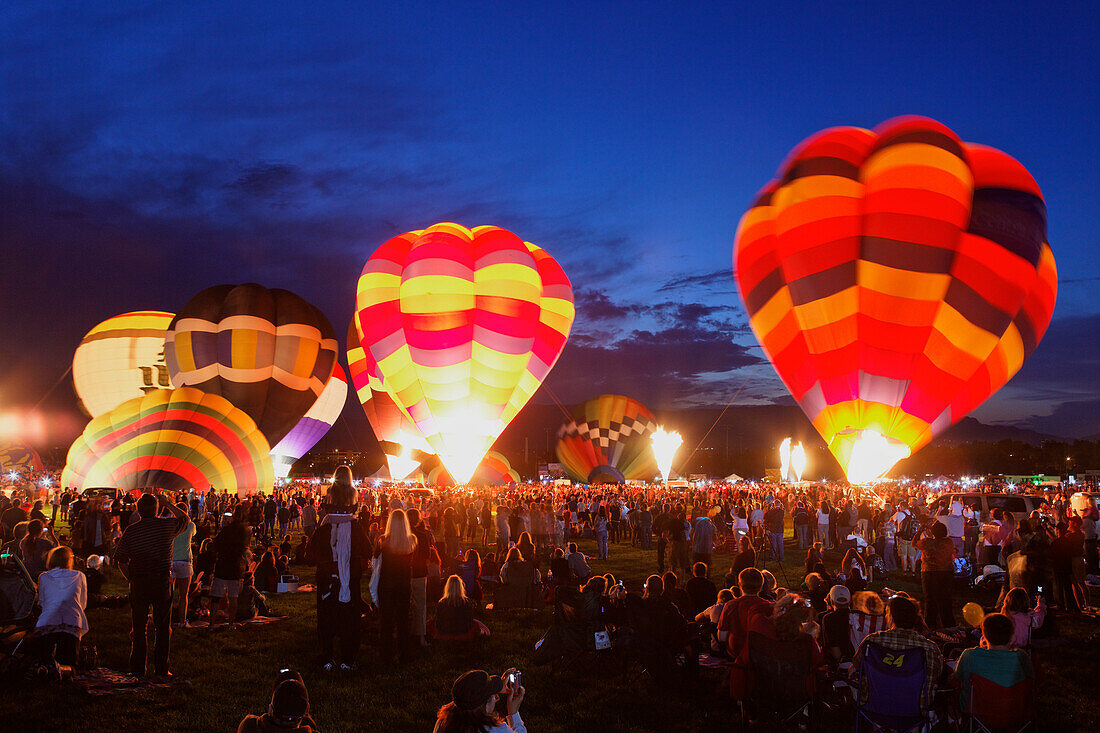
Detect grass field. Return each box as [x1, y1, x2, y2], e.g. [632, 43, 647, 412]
[7, 532, 1100, 732]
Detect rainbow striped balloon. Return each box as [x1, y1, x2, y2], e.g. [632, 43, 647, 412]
[354, 223, 574, 483]
[61, 387, 274, 494]
[735, 116, 1057, 482]
[556, 394, 659, 484]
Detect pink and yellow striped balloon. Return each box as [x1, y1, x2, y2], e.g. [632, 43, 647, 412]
[354, 223, 574, 483]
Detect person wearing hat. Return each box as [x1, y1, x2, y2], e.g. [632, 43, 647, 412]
[306, 466, 370, 672]
[819, 584, 852, 663]
[237, 671, 318, 732]
[433, 668, 527, 732]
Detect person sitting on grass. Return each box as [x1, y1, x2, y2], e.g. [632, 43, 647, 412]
[661, 570, 691, 617]
[696, 588, 734, 654]
[999, 587, 1046, 649]
[724, 535, 756, 588]
[431, 575, 490, 641]
[33, 545, 88, 667]
[819, 584, 853, 664]
[952, 612, 1035, 710]
[624, 574, 687, 684]
[434, 669, 527, 733]
[456, 549, 484, 605]
[566, 542, 591, 582]
[684, 562, 717, 617]
[237, 669, 318, 732]
[253, 549, 279, 593]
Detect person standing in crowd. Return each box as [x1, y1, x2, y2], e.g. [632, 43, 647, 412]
[816, 500, 831, 550]
[407, 507, 435, 649]
[209, 506, 252, 630]
[308, 466, 369, 672]
[690, 512, 716, 567]
[793, 500, 812, 550]
[302, 497, 318, 537]
[494, 504, 511, 554]
[170, 502, 197, 627]
[82, 500, 111, 558]
[113, 491, 189, 679]
[19, 519, 59, 578]
[764, 500, 785, 561]
[377, 508, 417, 664]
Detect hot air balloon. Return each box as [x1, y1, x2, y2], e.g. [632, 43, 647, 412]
[269, 363, 348, 479]
[428, 450, 519, 487]
[346, 320, 431, 453]
[0, 439, 44, 476]
[165, 284, 338, 447]
[354, 223, 574, 483]
[72, 311, 175, 417]
[556, 394, 659, 484]
[61, 387, 274, 494]
[735, 116, 1057, 483]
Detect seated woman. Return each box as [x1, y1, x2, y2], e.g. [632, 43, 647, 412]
[34, 546, 88, 666]
[455, 549, 483, 605]
[495, 547, 541, 609]
[1000, 587, 1045, 649]
[549, 548, 571, 586]
[253, 550, 279, 593]
[430, 575, 490, 641]
[724, 535, 756, 588]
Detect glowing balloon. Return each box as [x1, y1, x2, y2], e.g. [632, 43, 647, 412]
[165, 284, 338, 447]
[346, 320, 432, 454]
[354, 223, 574, 483]
[962, 602, 985, 627]
[61, 387, 274, 494]
[429, 450, 519, 487]
[72, 311, 175, 417]
[735, 116, 1057, 483]
[269, 364, 348, 479]
[556, 394, 659, 484]
[0, 439, 43, 475]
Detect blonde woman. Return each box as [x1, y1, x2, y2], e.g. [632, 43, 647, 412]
[432, 575, 490, 640]
[377, 508, 418, 664]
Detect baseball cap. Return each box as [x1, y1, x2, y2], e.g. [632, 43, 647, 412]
[827, 585, 851, 606]
[452, 670, 505, 711]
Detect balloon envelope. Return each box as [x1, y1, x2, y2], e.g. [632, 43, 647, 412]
[165, 284, 338, 447]
[354, 223, 574, 483]
[0, 439, 44, 475]
[556, 394, 659, 483]
[72, 311, 175, 417]
[735, 116, 1056, 482]
[61, 387, 274, 494]
[269, 363, 348, 479]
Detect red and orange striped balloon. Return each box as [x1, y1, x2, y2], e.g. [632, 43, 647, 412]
[354, 223, 574, 483]
[735, 117, 1057, 482]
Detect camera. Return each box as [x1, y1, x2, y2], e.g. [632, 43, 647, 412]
[506, 669, 522, 688]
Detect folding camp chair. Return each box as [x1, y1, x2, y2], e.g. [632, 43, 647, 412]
[965, 675, 1035, 733]
[854, 643, 929, 732]
[741, 631, 817, 729]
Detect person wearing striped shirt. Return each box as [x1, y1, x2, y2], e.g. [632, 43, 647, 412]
[114, 491, 188, 679]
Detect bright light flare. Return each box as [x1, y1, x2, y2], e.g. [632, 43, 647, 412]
[790, 442, 807, 483]
[386, 440, 420, 481]
[844, 430, 910, 484]
[779, 438, 792, 481]
[650, 427, 683, 482]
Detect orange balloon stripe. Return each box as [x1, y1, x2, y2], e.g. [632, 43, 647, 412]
[735, 116, 1056, 477]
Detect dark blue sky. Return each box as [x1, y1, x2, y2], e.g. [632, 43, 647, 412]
[2, 2, 1098, 446]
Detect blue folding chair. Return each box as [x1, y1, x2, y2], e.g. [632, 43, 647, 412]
[854, 642, 929, 732]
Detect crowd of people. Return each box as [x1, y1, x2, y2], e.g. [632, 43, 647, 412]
[1, 469, 1095, 730]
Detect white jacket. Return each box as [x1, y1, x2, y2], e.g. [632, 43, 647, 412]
[36, 568, 88, 638]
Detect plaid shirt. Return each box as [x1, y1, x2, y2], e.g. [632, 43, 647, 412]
[853, 628, 944, 713]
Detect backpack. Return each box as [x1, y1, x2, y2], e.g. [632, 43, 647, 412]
[897, 513, 919, 541]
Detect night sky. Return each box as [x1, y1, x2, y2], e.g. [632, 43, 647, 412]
[2, 3, 1099, 451]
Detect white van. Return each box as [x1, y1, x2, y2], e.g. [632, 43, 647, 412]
[929, 492, 1043, 523]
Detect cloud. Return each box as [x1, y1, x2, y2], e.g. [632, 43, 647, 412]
[657, 268, 732, 292]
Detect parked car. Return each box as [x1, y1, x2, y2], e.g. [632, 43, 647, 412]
[929, 492, 1044, 523]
